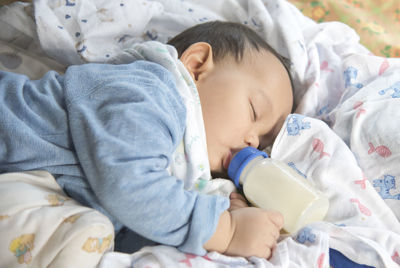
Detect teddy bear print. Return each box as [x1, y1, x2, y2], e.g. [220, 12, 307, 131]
[63, 214, 82, 224]
[286, 114, 311, 136]
[373, 175, 400, 200]
[343, 66, 363, 89]
[82, 234, 113, 253]
[296, 227, 316, 244]
[0, 215, 10, 220]
[9, 233, 35, 264]
[45, 193, 69, 206]
[378, 81, 400, 98]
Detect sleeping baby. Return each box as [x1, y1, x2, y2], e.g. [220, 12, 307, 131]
[0, 21, 293, 259]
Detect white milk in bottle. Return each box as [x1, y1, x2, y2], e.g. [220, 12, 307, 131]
[227, 147, 329, 233]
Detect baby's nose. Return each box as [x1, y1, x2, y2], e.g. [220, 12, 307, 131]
[244, 133, 260, 149]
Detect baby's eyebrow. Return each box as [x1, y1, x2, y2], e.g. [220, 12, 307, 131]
[256, 87, 269, 101]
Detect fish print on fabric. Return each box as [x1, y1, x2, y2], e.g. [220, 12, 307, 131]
[350, 198, 371, 216]
[312, 138, 331, 159]
[317, 253, 326, 268]
[392, 251, 400, 265]
[320, 60, 334, 72]
[179, 253, 212, 267]
[378, 59, 390, 75]
[353, 101, 366, 118]
[368, 142, 392, 158]
[354, 173, 368, 190]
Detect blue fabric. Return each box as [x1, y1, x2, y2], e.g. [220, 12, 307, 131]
[0, 61, 229, 255]
[329, 248, 375, 268]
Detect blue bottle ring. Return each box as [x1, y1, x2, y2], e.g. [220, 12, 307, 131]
[227, 147, 268, 187]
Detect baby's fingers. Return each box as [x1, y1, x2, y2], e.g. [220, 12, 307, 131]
[259, 246, 272, 259]
[258, 238, 277, 259]
[267, 244, 277, 260]
[267, 210, 284, 230]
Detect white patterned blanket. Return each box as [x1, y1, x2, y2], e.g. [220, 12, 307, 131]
[1, 0, 400, 267]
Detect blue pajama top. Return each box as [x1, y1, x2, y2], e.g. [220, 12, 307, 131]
[0, 60, 229, 255]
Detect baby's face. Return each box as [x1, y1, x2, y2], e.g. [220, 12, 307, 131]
[195, 50, 293, 178]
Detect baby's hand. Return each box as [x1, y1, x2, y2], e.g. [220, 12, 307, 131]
[228, 192, 248, 211]
[226, 207, 283, 259]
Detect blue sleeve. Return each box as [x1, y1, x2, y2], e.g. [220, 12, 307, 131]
[63, 61, 229, 255]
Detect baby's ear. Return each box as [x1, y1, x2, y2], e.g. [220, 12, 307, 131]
[179, 42, 214, 81]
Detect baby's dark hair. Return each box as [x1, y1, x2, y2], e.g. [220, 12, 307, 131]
[168, 21, 293, 93]
[168, 21, 285, 62]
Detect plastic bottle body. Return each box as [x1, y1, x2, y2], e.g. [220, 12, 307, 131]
[239, 156, 329, 233]
[228, 147, 329, 234]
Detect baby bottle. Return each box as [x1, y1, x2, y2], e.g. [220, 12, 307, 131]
[227, 147, 329, 233]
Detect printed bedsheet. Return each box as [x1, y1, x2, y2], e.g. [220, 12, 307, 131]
[0, 171, 114, 268]
[1, 0, 400, 267]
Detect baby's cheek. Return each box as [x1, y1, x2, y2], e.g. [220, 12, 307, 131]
[208, 152, 219, 171]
